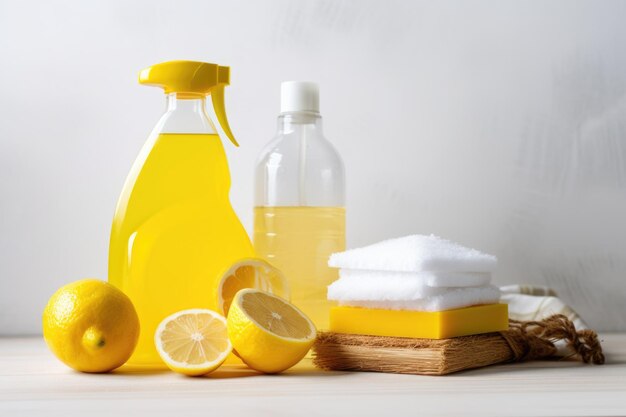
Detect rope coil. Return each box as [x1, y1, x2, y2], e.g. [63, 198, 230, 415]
[501, 314, 605, 364]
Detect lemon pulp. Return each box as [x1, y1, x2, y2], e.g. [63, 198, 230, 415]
[240, 291, 313, 339]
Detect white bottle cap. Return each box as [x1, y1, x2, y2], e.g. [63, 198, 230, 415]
[280, 81, 319, 113]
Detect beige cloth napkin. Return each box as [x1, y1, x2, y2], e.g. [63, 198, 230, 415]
[500, 285, 587, 329]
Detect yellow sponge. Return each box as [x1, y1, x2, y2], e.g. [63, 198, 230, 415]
[329, 304, 508, 339]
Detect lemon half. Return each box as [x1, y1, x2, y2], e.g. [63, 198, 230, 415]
[216, 258, 289, 317]
[155, 309, 232, 376]
[227, 289, 316, 373]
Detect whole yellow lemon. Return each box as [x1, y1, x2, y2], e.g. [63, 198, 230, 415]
[42, 279, 139, 373]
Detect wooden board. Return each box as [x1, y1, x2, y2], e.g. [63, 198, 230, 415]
[1, 335, 625, 416]
[313, 331, 514, 375]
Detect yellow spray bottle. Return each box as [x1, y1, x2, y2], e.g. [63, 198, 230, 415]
[108, 61, 254, 367]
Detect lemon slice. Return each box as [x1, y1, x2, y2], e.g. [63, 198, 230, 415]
[227, 289, 316, 373]
[216, 258, 289, 316]
[155, 309, 231, 376]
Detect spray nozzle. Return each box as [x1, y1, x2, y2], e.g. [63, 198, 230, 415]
[139, 60, 239, 147]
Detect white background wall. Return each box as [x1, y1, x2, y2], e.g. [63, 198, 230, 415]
[1, 0, 625, 335]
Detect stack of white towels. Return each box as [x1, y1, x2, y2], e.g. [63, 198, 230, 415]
[327, 234, 501, 311]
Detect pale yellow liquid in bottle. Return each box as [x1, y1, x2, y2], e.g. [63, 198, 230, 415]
[253, 206, 345, 330]
[109, 133, 254, 367]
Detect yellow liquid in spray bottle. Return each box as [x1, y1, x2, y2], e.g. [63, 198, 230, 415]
[110, 133, 253, 366]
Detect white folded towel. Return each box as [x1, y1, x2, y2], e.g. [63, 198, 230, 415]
[338, 269, 492, 288]
[329, 274, 450, 300]
[328, 234, 497, 273]
[333, 285, 501, 312]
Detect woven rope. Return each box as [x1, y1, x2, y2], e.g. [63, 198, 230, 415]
[501, 314, 605, 364]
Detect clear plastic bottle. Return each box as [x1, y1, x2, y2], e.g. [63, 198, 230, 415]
[254, 82, 345, 330]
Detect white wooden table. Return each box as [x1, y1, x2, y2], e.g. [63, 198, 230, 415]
[1, 335, 625, 416]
